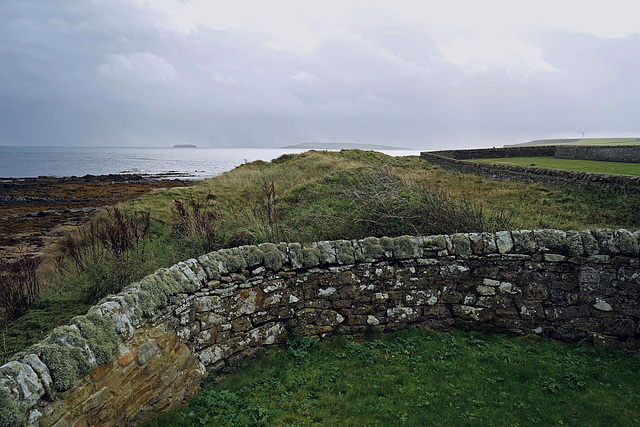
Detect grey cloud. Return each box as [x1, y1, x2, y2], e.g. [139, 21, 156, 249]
[1, 2, 639, 148]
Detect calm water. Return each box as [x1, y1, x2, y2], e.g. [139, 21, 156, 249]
[0, 146, 422, 179]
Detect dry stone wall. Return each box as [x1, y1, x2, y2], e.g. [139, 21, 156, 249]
[2, 229, 640, 426]
[555, 145, 640, 163]
[421, 149, 640, 192]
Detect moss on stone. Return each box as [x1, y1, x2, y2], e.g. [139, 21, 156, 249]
[335, 240, 355, 265]
[314, 241, 337, 264]
[617, 229, 639, 255]
[197, 253, 223, 280]
[593, 229, 617, 254]
[534, 229, 567, 253]
[302, 248, 319, 268]
[242, 246, 265, 268]
[71, 313, 119, 366]
[0, 385, 24, 427]
[359, 237, 383, 261]
[258, 243, 282, 271]
[423, 234, 447, 252]
[34, 326, 96, 391]
[217, 248, 247, 273]
[379, 236, 395, 258]
[288, 243, 304, 269]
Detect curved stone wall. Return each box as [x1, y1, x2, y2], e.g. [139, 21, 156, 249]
[2, 229, 640, 426]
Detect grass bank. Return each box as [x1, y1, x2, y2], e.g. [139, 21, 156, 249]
[3, 149, 640, 367]
[145, 328, 640, 426]
[469, 156, 640, 176]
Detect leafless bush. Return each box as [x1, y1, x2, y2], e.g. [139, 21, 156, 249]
[172, 192, 222, 254]
[61, 207, 151, 301]
[0, 254, 41, 326]
[338, 167, 512, 237]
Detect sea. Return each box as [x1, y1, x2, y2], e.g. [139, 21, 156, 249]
[0, 146, 424, 180]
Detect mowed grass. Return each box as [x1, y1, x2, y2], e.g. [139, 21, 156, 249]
[144, 328, 640, 426]
[469, 156, 640, 177]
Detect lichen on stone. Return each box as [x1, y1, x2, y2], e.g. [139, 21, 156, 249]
[511, 230, 535, 253]
[314, 241, 337, 264]
[242, 246, 265, 268]
[0, 385, 24, 427]
[335, 240, 355, 265]
[197, 252, 223, 280]
[379, 236, 395, 258]
[258, 243, 282, 271]
[534, 229, 567, 253]
[302, 247, 319, 268]
[34, 326, 96, 391]
[287, 243, 304, 269]
[70, 312, 119, 366]
[593, 229, 617, 254]
[617, 229, 639, 255]
[219, 248, 248, 273]
[451, 234, 471, 257]
[359, 237, 383, 261]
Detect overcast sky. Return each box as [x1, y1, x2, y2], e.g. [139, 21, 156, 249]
[2, 1, 640, 149]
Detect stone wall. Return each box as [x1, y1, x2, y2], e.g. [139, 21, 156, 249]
[556, 145, 640, 163]
[2, 229, 640, 426]
[426, 146, 556, 160]
[420, 150, 640, 192]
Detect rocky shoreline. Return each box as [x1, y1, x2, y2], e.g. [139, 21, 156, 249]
[0, 174, 192, 263]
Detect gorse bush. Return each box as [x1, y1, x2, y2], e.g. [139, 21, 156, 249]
[59, 207, 151, 302]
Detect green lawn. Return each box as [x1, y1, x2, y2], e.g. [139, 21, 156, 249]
[144, 329, 640, 426]
[468, 156, 640, 176]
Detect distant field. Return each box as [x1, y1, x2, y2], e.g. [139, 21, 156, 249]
[507, 137, 640, 147]
[468, 156, 640, 176]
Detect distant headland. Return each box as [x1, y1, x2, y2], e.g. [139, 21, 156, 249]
[173, 144, 197, 148]
[281, 142, 410, 150]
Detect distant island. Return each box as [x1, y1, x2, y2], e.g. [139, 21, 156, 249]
[173, 144, 197, 148]
[282, 142, 410, 150]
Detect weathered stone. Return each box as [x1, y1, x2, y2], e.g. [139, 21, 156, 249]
[335, 240, 355, 264]
[617, 229, 639, 255]
[495, 231, 513, 254]
[136, 340, 159, 365]
[313, 241, 337, 264]
[451, 233, 472, 257]
[511, 230, 535, 253]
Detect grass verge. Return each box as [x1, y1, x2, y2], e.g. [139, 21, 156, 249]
[144, 328, 640, 426]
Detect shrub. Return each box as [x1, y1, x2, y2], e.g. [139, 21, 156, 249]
[0, 255, 41, 325]
[172, 192, 223, 254]
[60, 207, 151, 302]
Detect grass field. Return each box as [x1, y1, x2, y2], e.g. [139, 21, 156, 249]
[144, 328, 640, 426]
[468, 156, 640, 176]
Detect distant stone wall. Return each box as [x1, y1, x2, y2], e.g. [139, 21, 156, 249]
[556, 145, 640, 163]
[420, 149, 640, 192]
[427, 146, 556, 160]
[2, 229, 640, 426]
